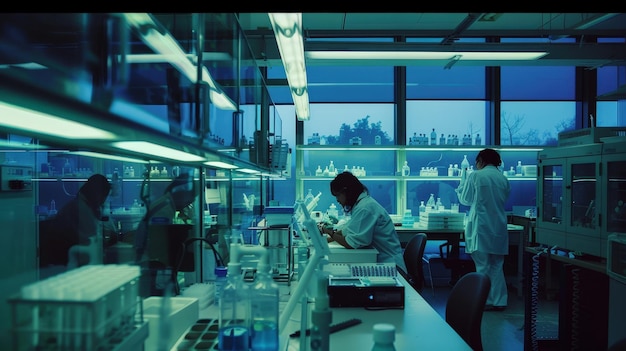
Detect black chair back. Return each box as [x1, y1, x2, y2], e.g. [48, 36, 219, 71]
[445, 272, 491, 351]
[403, 233, 427, 292]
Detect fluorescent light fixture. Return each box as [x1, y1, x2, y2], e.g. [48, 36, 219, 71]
[0, 62, 47, 70]
[123, 13, 237, 111]
[0, 101, 117, 140]
[204, 161, 238, 169]
[112, 141, 206, 162]
[236, 168, 261, 174]
[306, 51, 547, 61]
[123, 52, 232, 64]
[71, 151, 150, 163]
[268, 13, 310, 121]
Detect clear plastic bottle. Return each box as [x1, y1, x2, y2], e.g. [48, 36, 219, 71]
[371, 323, 396, 351]
[213, 266, 228, 304]
[218, 263, 250, 351]
[250, 262, 279, 351]
[401, 161, 410, 177]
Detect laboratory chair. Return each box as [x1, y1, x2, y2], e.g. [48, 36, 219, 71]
[402, 233, 427, 294]
[422, 240, 444, 296]
[445, 272, 491, 351]
[439, 240, 476, 285]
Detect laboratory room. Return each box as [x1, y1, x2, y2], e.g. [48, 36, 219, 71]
[1, 12, 626, 351]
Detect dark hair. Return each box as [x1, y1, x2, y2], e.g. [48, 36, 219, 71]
[80, 174, 111, 213]
[476, 148, 502, 167]
[330, 171, 368, 207]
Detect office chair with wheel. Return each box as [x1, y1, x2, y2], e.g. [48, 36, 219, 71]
[445, 272, 491, 351]
[402, 233, 427, 293]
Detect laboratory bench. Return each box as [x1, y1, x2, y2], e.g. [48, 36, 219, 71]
[164, 274, 472, 351]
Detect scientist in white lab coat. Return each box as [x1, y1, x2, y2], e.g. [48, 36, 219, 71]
[456, 148, 511, 311]
[318, 171, 407, 272]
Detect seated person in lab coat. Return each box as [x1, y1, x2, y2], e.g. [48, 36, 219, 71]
[39, 174, 112, 268]
[318, 171, 407, 272]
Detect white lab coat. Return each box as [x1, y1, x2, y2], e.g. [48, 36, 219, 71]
[455, 165, 511, 255]
[341, 191, 407, 272]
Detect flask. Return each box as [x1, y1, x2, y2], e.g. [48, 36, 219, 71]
[516, 161, 523, 175]
[371, 323, 396, 351]
[250, 262, 279, 351]
[430, 128, 437, 145]
[218, 263, 250, 351]
[401, 161, 410, 177]
[213, 266, 228, 303]
[426, 194, 436, 211]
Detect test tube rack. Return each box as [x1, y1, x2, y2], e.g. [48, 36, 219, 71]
[8, 264, 146, 351]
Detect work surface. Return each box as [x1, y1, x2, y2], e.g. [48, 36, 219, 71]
[175, 274, 471, 351]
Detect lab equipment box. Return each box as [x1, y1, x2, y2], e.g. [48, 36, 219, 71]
[8, 265, 144, 351]
[535, 138, 626, 257]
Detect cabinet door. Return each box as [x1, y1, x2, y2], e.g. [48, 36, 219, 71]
[604, 155, 626, 234]
[537, 158, 565, 230]
[566, 156, 601, 237]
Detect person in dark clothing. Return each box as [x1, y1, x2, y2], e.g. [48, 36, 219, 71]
[39, 174, 112, 268]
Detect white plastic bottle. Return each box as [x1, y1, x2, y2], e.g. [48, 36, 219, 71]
[447, 164, 454, 177]
[371, 323, 396, 351]
[436, 197, 444, 211]
[419, 201, 426, 215]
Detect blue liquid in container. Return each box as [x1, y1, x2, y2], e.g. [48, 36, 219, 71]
[251, 320, 278, 351]
[218, 326, 249, 351]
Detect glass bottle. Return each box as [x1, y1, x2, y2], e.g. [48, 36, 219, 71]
[250, 262, 279, 351]
[401, 161, 410, 177]
[327, 203, 339, 219]
[426, 194, 436, 211]
[371, 323, 396, 351]
[461, 155, 470, 171]
[436, 197, 444, 211]
[328, 160, 336, 175]
[447, 164, 454, 177]
[439, 133, 446, 145]
[516, 161, 523, 175]
[419, 201, 426, 215]
[475, 133, 481, 145]
[218, 263, 250, 351]
[315, 165, 323, 177]
[430, 128, 437, 145]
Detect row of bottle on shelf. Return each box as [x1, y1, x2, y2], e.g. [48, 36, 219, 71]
[310, 156, 532, 178]
[409, 129, 481, 146]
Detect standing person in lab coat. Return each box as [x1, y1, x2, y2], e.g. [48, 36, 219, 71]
[456, 148, 511, 311]
[318, 171, 407, 272]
